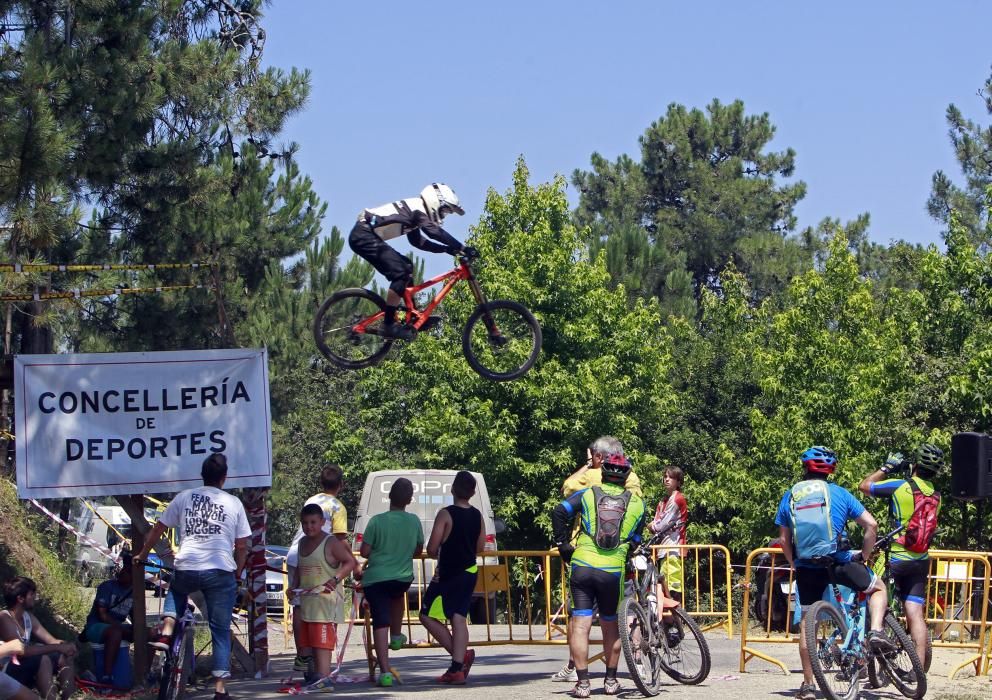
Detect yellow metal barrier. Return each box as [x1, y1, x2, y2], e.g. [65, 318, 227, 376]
[739, 547, 797, 674]
[925, 550, 991, 678]
[650, 543, 734, 638]
[333, 550, 575, 649]
[279, 544, 730, 668]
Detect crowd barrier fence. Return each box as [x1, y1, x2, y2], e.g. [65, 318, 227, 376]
[737, 546, 992, 680]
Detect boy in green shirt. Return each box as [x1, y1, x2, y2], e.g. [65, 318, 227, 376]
[358, 478, 424, 687]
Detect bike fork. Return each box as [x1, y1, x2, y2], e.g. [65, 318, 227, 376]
[468, 279, 501, 336]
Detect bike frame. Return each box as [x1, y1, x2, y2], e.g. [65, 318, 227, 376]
[825, 581, 870, 653]
[350, 258, 491, 336]
[629, 536, 683, 623]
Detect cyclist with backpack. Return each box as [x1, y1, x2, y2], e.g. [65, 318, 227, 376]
[775, 446, 891, 700]
[858, 443, 943, 669]
[349, 183, 472, 340]
[551, 436, 642, 684]
[551, 452, 647, 698]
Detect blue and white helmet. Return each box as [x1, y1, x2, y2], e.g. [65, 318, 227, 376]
[421, 183, 464, 223]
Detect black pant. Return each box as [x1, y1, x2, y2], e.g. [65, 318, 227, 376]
[348, 222, 413, 296]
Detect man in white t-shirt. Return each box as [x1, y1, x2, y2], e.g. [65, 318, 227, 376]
[285, 465, 354, 677]
[136, 454, 250, 700]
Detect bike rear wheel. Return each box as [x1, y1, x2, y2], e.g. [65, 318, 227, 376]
[312, 288, 394, 369]
[804, 601, 861, 700]
[659, 607, 711, 685]
[618, 596, 661, 697]
[461, 300, 541, 381]
[158, 625, 194, 700]
[871, 612, 927, 699]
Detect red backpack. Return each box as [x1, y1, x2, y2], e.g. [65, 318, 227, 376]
[897, 479, 941, 553]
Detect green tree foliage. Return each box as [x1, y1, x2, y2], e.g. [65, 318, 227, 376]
[573, 100, 809, 306]
[929, 67, 992, 241]
[0, 1, 323, 355]
[311, 160, 677, 546]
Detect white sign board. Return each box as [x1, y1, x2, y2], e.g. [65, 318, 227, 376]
[14, 349, 272, 498]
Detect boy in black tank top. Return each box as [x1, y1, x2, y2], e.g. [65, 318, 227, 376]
[419, 471, 486, 685]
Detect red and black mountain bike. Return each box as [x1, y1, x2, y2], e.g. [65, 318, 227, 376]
[312, 249, 542, 381]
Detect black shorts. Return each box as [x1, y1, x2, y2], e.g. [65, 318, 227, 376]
[795, 561, 877, 608]
[4, 652, 60, 687]
[891, 559, 929, 605]
[348, 222, 413, 285]
[363, 579, 412, 629]
[420, 570, 477, 621]
[570, 566, 623, 622]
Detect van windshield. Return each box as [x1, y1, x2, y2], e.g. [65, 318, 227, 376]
[366, 474, 485, 538]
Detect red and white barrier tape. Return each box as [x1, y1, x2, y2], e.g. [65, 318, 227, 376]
[27, 499, 164, 589]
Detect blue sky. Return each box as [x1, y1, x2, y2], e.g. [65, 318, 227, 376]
[261, 1, 992, 278]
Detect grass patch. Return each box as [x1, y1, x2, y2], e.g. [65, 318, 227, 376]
[0, 478, 89, 634]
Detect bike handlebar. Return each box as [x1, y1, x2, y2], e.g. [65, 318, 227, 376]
[874, 523, 905, 552]
[136, 558, 175, 574]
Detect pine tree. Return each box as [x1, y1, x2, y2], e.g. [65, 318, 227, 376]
[573, 99, 808, 306]
[928, 67, 992, 243]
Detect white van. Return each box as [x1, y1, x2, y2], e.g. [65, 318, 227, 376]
[72, 504, 132, 587]
[353, 469, 505, 622]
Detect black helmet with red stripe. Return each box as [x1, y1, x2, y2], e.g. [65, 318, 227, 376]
[601, 453, 632, 485]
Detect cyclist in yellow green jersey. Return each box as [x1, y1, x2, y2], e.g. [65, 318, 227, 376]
[552, 453, 646, 698]
[859, 443, 944, 669]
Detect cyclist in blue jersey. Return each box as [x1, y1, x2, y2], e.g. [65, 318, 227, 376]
[775, 446, 890, 700]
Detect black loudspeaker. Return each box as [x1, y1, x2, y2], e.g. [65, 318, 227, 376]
[951, 432, 992, 500]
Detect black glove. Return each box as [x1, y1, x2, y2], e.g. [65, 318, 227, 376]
[557, 543, 575, 564]
[445, 244, 463, 256]
[461, 245, 479, 259]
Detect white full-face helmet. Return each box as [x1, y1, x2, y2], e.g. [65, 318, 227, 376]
[420, 183, 465, 223]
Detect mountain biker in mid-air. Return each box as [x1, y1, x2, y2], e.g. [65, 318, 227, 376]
[348, 183, 474, 340]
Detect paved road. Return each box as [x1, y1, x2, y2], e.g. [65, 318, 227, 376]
[176, 631, 991, 699]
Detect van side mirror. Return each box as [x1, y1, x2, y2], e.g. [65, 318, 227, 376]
[493, 518, 507, 535]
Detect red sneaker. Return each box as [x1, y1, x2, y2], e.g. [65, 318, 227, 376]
[437, 670, 466, 685]
[462, 649, 476, 679]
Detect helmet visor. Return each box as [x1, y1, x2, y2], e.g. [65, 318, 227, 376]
[439, 203, 464, 217]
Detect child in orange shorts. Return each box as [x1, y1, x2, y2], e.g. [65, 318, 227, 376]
[295, 503, 356, 684]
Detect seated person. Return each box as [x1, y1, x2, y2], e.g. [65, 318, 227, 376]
[81, 553, 135, 686]
[0, 639, 40, 700]
[0, 578, 76, 700]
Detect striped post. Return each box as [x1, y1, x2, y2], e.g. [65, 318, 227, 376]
[244, 488, 269, 677]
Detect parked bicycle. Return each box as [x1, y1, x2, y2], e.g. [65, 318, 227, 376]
[618, 528, 711, 696]
[312, 248, 542, 381]
[138, 561, 195, 700]
[805, 526, 926, 700]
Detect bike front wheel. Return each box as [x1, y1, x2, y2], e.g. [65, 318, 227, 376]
[618, 596, 661, 697]
[871, 612, 927, 699]
[461, 300, 541, 381]
[804, 600, 860, 700]
[312, 288, 394, 369]
[659, 607, 711, 685]
[158, 626, 194, 700]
